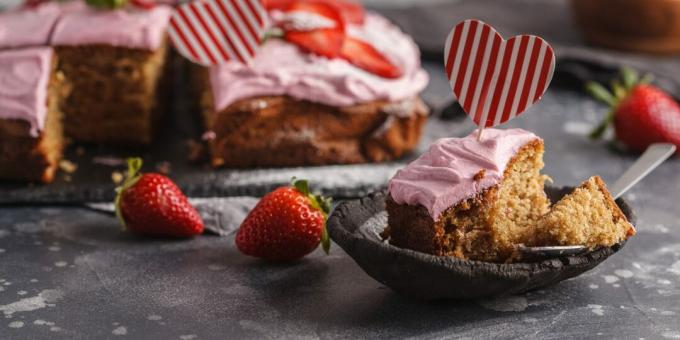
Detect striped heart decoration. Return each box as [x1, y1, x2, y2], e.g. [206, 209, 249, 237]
[168, 0, 267, 66]
[444, 20, 555, 128]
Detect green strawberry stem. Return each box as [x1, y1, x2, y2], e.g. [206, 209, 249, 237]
[587, 67, 653, 140]
[114, 158, 143, 230]
[86, 0, 128, 9]
[292, 177, 332, 255]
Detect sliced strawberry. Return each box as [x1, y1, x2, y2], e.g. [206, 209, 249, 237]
[283, 1, 345, 58]
[131, 0, 155, 9]
[340, 37, 402, 78]
[285, 30, 345, 58]
[332, 0, 364, 25]
[23, 0, 49, 8]
[264, 0, 364, 24]
[285, 0, 345, 31]
[262, 0, 293, 11]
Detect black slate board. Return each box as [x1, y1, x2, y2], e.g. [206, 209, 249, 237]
[327, 187, 635, 300]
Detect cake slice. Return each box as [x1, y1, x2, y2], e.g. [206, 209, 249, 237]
[0, 47, 67, 183]
[537, 176, 635, 249]
[50, 2, 172, 145]
[193, 12, 429, 168]
[385, 128, 550, 262]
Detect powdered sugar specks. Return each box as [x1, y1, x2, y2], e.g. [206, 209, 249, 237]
[0, 289, 62, 315]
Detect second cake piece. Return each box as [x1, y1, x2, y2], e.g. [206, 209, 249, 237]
[194, 11, 429, 168]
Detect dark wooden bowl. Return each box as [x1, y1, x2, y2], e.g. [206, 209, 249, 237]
[572, 0, 680, 54]
[327, 187, 635, 300]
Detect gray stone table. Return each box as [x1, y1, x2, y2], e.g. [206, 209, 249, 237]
[2, 0, 680, 338]
[1, 66, 680, 339]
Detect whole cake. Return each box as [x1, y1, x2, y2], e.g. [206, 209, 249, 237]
[384, 128, 635, 262]
[0, 47, 67, 183]
[194, 3, 429, 167]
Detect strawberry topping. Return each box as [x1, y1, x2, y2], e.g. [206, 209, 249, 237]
[282, 1, 345, 58]
[340, 37, 403, 79]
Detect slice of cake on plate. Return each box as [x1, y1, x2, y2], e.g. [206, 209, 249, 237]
[537, 176, 635, 249]
[50, 2, 173, 145]
[0, 47, 67, 183]
[193, 3, 429, 167]
[384, 128, 550, 262]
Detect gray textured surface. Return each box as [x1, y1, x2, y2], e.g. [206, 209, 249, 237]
[2, 0, 680, 338]
[0, 73, 679, 339]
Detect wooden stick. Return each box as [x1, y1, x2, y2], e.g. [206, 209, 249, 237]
[477, 126, 484, 141]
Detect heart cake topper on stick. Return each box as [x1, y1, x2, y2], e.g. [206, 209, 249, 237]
[168, 0, 267, 66]
[444, 19, 555, 139]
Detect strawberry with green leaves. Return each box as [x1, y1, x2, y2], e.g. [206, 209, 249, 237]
[115, 158, 204, 238]
[236, 178, 331, 261]
[587, 67, 680, 152]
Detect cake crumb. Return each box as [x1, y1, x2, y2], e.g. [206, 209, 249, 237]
[93, 156, 125, 167]
[186, 140, 207, 163]
[58, 160, 78, 173]
[473, 169, 486, 182]
[111, 171, 124, 184]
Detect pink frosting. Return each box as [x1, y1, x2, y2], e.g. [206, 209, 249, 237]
[0, 2, 61, 49]
[208, 13, 428, 111]
[388, 128, 541, 221]
[51, 2, 172, 50]
[0, 47, 53, 137]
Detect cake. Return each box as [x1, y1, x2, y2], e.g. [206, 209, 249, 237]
[385, 128, 550, 262]
[384, 128, 636, 263]
[0, 2, 62, 49]
[50, 2, 173, 145]
[194, 7, 429, 168]
[0, 47, 67, 183]
[537, 176, 635, 249]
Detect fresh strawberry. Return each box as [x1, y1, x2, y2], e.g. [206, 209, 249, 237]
[340, 37, 402, 79]
[331, 0, 364, 25]
[283, 1, 345, 58]
[130, 0, 155, 9]
[264, 0, 364, 24]
[23, 0, 49, 8]
[236, 178, 331, 261]
[114, 158, 204, 238]
[588, 67, 680, 152]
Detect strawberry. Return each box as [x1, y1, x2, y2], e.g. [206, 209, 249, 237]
[236, 178, 331, 261]
[264, 0, 364, 24]
[331, 0, 364, 25]
[340, 37, 402, 79]
[283, 1, 345, 58]
[588, 67, 680, 152]
[23, 0, 49, 8]
[114, 158, 204, 238]
[130, 0, 155, 9]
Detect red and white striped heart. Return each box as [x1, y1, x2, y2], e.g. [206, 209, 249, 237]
[168, 0, 267, 66]
[444, 20, 555, 128]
